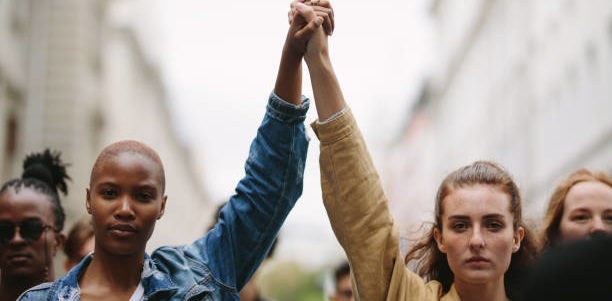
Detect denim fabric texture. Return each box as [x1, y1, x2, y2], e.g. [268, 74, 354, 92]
[19, 92, 310, 301]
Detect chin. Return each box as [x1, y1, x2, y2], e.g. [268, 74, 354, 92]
[4, 267, 39, 279]
[104, 241, 144, 257]
[459, 270, 500, 284]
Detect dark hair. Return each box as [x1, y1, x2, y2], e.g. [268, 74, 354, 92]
[64, 215, 94, 263]
[334, 261, 350, 283]
[404, 161, 539, 299]
[0, 149, 70, 231]
[541, 168, 612, 248]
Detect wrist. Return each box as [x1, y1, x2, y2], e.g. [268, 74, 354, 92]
[283, 31, 306, 59]
[304, 47, 330, 66]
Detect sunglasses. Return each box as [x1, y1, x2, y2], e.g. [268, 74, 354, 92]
[0, 220, 55, 245]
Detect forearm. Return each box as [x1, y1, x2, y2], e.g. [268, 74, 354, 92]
[274, 33, 303, 105]
[304, 40, 346, 121]
[203, 94, 309, 290]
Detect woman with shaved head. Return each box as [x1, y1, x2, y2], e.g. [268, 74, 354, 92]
[19, 2, 334, 300]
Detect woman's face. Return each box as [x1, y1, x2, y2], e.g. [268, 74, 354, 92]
[87, 152, 166, 257]
[434, 184, 523, 286]
[0, 188, 60, 280]
[559, 181, 612, 243]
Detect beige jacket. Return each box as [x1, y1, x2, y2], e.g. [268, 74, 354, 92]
[312, 109, 461, 301]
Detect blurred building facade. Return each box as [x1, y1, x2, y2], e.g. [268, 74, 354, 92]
[385, 0, 612, 238]
[0, 0, 210, 254]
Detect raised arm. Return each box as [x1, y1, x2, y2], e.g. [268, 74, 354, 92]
[275, 0, 335, 103]
[300, 1, 346, 121]
[188, 3, 335, 293]
[301, 2, 413, 300]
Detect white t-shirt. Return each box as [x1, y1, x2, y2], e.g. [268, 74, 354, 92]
[128, 282, 144, 301]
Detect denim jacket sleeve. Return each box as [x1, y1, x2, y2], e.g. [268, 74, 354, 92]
[195, 92, 309, 291]
[311, 109, 445, 301]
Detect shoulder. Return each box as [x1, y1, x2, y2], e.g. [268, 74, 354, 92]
[18, 282, 53, 300]
[151, 244, 212, 274]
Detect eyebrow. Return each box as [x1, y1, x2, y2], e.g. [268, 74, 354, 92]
[447, 214, 506, 220]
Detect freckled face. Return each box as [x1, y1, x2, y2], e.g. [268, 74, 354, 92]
[87, 152, 166, 257]
[434, 184, 523, 285]
[559, 181, 612, 243]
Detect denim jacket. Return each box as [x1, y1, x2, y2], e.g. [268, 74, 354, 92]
[19, 92, 310, 301]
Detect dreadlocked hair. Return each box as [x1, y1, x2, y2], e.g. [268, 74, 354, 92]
[0, 149, 70, 231]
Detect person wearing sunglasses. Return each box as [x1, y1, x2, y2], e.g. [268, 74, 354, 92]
[0, 149, 70, 301]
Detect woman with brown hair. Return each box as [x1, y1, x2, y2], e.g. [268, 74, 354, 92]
[402, 162, 539, 300]
[541, 168, 612, 248]
[298, 1, 539, 299]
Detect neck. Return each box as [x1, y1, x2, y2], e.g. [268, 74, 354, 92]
[80, 247, 145, 292]
[0, 273, 46, 301]
[454, 277, 509, 301]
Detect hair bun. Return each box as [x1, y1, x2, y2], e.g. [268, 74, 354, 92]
[22, 149, 70, 195]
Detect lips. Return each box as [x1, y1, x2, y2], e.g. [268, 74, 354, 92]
[466, 256, 490, 263]
[6, 253, 32, 264]
[108, 224, 137, 238]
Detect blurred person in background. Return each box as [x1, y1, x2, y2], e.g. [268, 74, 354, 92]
[329, 261, 354, 301]
[0, 149, 70, 301]
[19, 2, 334, 299]
[298, 0, 539, 299]
[63, 215, 95, 272]
[541, 168, 612, 249]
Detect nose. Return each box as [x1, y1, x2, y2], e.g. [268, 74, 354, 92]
[469, 227, 486, 249]
[8, 226, 27, 246]
[589, 217, 607, 238]
[114, 196, 135, 221]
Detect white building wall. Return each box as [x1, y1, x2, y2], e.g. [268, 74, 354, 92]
[0, 0, 210, 256]
[0, 0, 30, 179]
[387, 0, 612, 234]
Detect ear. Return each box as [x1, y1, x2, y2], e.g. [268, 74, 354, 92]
[51, 233, 66, 257]
[157, 195, 167, 220]
[513, 226, 525, 253]
[85, 188, 92, 214]
[433, 227, 447, 253]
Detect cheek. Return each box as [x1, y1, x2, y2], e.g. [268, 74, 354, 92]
[440, 234, 466, 264]
[558, 219, 587, 239]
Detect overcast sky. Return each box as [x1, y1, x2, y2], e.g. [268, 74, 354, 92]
[134, 0, 434, 268]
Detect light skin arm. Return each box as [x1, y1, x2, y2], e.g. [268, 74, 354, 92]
[275, 0, 335, 104]
[295, 3, 426, 301]
[297, 1, 346, 120]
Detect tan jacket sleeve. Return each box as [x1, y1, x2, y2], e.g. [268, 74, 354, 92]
[312, 109, 445, 301]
